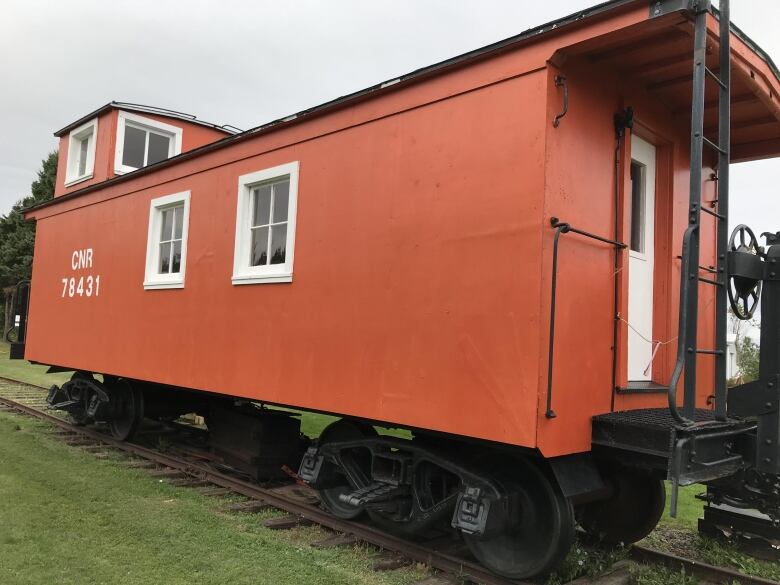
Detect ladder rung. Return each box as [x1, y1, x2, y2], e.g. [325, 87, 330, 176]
[701, 206, 726, 220]
[699, 265, 718, 274]
[702, 136, 728, 156]
[696, 349, 725, 355]
[705, 66, 728, 90]
[698, 276, 724, 286]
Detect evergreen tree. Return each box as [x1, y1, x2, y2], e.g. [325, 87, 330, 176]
[0, 151, 57, 331]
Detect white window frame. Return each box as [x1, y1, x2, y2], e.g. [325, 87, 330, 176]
[144, 191, 191, 290]
[64, 118, 98, 186]
[114, 111, 183, 175]
[232, 161, 299, 285]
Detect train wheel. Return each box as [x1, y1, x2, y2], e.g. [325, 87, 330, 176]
[66, 372, 93, 426]
[367, 460, 460, 537]
[579, 468, 665, 544]
[108, 379, 144, 441]
[316, 419, 377, 519]
[463, 457, 575, 579]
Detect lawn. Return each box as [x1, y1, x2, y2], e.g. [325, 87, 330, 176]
[0, 341, 70, 388]
[0, 410, 427, 585]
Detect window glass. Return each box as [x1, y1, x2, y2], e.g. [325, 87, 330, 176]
[248, 178, 290, 268]
[147, 132, 170, 165]
[67, 120, 97, 183]
[172, 240, 182, 273]
[251, 226, 269, 266]
[160, 208, 174, 242]
[157, 204, 184, 275]
[174, 205, 184, 239]
[123, 125, 146, 168]
[159, 242, 171, 273]
[630, 161, 646, 254]
[78, 137, 89, 177]
[272, 181, 289, 223]
[252, 185, 272, 226]
[270, 224, 287, 264]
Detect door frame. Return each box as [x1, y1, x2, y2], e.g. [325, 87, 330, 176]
[615, 124, 674, 392]
[627, 135, 657, 381]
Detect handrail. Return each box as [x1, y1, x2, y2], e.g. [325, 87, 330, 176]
[545, 218, 625, 419]
[668, 227, 696, 426]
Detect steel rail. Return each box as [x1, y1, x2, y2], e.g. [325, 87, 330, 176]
[630, 545, 780, 585]
[1, 379, 779, 585]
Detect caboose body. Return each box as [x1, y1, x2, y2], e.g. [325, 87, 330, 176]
[8, 0, 780, 578]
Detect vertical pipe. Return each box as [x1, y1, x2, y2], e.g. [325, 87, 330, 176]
[611, 134, 623, 413]
[545, 224, 568, 419]
[682, 6, 709, 418]
[714, 0, 731, 420]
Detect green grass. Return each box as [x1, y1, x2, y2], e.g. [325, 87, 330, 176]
[641, 483, 780, 583]
[0, 341, 70, 387]
[659, 484, 705, 530]
[0, 410, 427, 585]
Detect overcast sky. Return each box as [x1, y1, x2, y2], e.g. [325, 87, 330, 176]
[1, 0, 778, 238]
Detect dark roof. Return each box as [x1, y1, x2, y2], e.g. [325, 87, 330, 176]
[31, 0, 780, 214]
[53, 101, 242, 137]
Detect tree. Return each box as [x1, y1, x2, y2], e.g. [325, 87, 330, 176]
[0, 151, 57, 332]
[736, 335, 760, 382]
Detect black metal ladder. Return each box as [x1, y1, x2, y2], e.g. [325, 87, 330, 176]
[669, 0, 731, 425]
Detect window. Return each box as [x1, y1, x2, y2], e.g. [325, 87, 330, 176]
[115, 111, 182, 174]
[630, 161, 646, 254]
[232, 162, 299, 284]
[144, 191, 191, 289]
[65, 118, 98, 185]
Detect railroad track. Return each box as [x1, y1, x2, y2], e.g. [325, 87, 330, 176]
[0, 376, 777, 585]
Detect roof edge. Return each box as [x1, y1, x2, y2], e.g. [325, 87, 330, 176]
[53, 101, 242, 137]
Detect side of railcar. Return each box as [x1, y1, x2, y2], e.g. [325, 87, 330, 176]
[25, 55, 552, 449]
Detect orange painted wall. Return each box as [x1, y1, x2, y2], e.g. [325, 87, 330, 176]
[27, 70, 550, 450]
[53, 109, 230, 197]
[535, 57, 719, 456]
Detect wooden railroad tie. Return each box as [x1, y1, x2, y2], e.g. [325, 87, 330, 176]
[64, 438, 100, 446]
[124, 459, 158, 469]
[197, 487, 233, 497]
[310, 533, 359, 549]
[79, 443, 112, 452]
[409, 577, 459, 585]
[224, 500, 273, 513]
[147, 468, 186, 479]
[262, 514, 315, 530]
[371, 551, 413, 572]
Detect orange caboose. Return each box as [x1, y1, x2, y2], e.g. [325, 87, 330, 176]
[9, 0, 780, 578]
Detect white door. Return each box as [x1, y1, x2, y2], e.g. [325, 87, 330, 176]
[627, 135, 656, 381]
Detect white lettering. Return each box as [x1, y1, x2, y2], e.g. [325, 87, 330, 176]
[71, 248, 94, 270]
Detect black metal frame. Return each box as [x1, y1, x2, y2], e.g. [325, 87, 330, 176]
[666, 0, 731, 425]
[545, 217, 626, 419]
[5, 280, 30, 360]
[553, 75, 569, 128]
